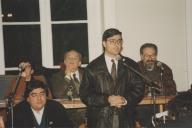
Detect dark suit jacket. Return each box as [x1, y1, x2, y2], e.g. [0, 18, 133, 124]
[80, 54, 145, 128]
[51, 68, 84, 99]
[50, 68, 86, 128]
[6, 99, 73, 128]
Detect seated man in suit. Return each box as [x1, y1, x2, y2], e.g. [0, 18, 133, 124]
[51, 49, 86, 128]
[136, 43, 177, 127]
[6, 79, 73, 128]
[6, 61, 52, 101]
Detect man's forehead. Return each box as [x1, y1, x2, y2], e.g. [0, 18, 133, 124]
[143, 48, 156, 53]
[30, 88, 45, 93]
[107, 34, 122, 40]
[67, 51, 79, 57]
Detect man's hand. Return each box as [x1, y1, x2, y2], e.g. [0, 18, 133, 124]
[108, 95, 127, 108]
[20, 62, 33, 81]
[65, 64, 76, 77]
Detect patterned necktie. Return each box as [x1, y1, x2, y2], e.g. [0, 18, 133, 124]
[73, 73, 80, 94]
[111, 59, 119, 128]
[73, 73, 79, 84]
[111, 59, 117, 82]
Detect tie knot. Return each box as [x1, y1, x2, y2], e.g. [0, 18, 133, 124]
[111, 59, 117, 82]
[73, 73, 79, 83]
[111, 59, 115, 63]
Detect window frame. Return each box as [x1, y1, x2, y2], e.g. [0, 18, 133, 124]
[0, 0, 103, 74]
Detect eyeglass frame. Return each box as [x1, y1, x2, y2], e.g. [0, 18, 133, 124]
[106, 39, 123, 45]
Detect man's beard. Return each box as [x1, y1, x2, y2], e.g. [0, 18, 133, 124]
[144, 61, 155, 71]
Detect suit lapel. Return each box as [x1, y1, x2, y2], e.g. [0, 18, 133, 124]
[27, 105, 39, 127]
[101, 55, 121, 94]
[117, 60, 126, 81]
[78, 68, 83, 82]
[112, 59, 126, 94]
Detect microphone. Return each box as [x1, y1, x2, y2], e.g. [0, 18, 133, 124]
[157, 61, 164, 70]
[116, 55, 126, 62]
[18, 62, 26, 72]
[117, 55, 161, 90]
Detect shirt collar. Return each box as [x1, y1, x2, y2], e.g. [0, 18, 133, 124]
[104, 54, 118, 73]
[31, 107, 44, 125]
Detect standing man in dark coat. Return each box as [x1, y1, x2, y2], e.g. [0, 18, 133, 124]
[80, 28, 145, 128]
[6, 80, 73, 128]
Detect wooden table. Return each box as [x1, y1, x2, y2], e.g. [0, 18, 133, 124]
[57, 96, 174, 110]
[54, 98, 86, 109]
[139, 96, 174, 112]
[139, 96, 174, 105]
[0, 99, 86, 109]
[0, 96, 174, 110]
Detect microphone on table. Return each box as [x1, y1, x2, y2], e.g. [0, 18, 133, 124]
[116, 55, 161, 91]
[157, 61, 164, 71]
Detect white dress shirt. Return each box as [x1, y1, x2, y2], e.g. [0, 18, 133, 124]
[65, 70, 80, 81]
[31, 107, 44, 125]
[104, 54, 118, 73]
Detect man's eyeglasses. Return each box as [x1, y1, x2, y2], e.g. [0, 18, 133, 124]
[107, 39, 123, 45]
[143, 55, 156, 59]
[66, 57, 80, 61]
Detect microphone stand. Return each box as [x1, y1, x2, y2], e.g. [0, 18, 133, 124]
[120, 60, 160, 90]
[159, 68, 166, 124]
[119, 59, 160, 127]
[151, 86, 159, 128]
[7, 70, 23, 128]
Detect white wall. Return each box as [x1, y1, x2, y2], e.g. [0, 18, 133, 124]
[186, 0, 192, 89]
[1, 0, 191, 91]
[102, 0, 188, 91]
